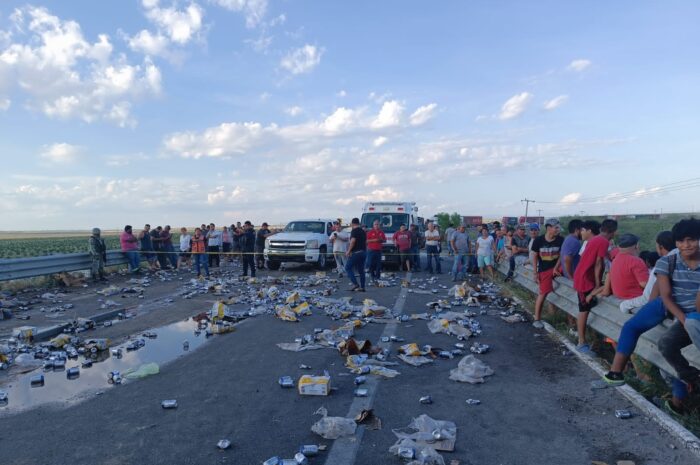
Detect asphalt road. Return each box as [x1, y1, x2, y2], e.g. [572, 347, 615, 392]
[0, 257, 697, 465]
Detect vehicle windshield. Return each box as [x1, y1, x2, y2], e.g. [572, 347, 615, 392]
[283, 221, 325, 234]
[361, 213, 409, 233]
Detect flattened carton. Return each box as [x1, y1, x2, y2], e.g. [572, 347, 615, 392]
[298, 374, 331, 396]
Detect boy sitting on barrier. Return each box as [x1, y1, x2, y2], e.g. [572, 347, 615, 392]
[601, 219, 700, 392]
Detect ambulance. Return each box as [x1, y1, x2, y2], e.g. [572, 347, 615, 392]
[360, 201, 420, 267]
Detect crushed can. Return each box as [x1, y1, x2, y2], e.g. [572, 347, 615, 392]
[81, 360, 93, 368]
[470, 342, 490, 354]
[0, 391, 8, 404]
[299, 364, 312, 370]
[293, 452, 308, 465]
[111, 348, 122, 358]
[183, 340, 190, 350]
[30, 374, 44, 387]
[432, 429, 446, 440]
[419, 395, 433, 404]
[313, 328, 323, 334]
[397, 447, 415, 459]
[279, 376, 295, 388]
[280, 459, 298, 465]
[67, 367, 80, 379]
[354, 388, 369, 397]
[454, 342, 466, 349]
[438, 351, 453, 359]
[263, 458, 281, 465]
[298, 445, 319, 457]
[390, 335, 404, 342]
[615, 409, 632, 419]
[217, 439, 231, 450]
[108, 371, 122, 385]
[465, 398, 481, 405]
[358, 366, 371, 375]
[380, 336, 390, 343]
[161, 399, 178, 409]
[354, 376, 367, 385]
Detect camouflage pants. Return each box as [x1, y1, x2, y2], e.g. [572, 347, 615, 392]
[91, 257, 105, 279]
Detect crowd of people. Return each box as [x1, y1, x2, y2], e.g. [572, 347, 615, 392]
[89, 214, 700, 414]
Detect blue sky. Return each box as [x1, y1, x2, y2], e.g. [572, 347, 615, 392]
[1, 1, 699, 230]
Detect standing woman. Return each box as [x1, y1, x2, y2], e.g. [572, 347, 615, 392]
[476, 226, 496, 280]
[191, 227, 209, 278]
[222, 226, 232, 263]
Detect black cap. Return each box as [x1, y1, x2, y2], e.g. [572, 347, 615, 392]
[618, 233, 639, 248]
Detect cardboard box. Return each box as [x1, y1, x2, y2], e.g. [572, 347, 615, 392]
[298, 375, 331, 396]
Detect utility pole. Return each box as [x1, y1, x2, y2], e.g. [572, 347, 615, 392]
[521, 198, 535, 220]
[536, 209, 543, 218]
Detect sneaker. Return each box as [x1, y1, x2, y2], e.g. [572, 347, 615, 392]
[349, 285, 360, 292]
[601, 371, 625, 387]
[358, 288, 366, 292]
[532, 320, 545, 329]
[576, 343, 597, 357]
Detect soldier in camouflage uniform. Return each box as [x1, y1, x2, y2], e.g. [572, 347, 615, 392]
[89, 228, 108, 282]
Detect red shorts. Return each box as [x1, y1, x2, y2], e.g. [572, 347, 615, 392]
[538, 269, 555, 294]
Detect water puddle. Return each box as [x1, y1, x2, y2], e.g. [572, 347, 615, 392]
[0, 317, 212, 415]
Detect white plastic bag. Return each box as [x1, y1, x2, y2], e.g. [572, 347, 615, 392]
[449, 355, 494, 384]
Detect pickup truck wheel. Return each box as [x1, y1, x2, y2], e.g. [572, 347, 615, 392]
[267, 260, 281, 271]
[316, 247, 327, 269]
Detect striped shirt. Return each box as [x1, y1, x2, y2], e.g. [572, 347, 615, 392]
[655, 252, 700, 313]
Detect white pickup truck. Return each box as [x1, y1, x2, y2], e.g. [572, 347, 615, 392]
[263, 219, 336, 270]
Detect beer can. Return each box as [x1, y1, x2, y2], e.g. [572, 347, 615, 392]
[465, 398, 481, 405]
[299, 364, 312, 370]
[358, 366, 371, 374]
[161, 399, 178, 409]
[298, 445, 319, 456]
[67, 367, 80, 379]
[354, 376, 367, 385]
[615, 409, 632, 419]
[0, 391, 8, 403]
[397, 447, 415, 459]
[216, 439, 231, 450]
[280, 460, 298, 465]
[262, 458, 281, 465]
[454, 343, 466, 349]
[81, 360, 93, 368]
[30, 374, 44, 387]
[419, 395, 433, 404]
[380, 336, 390, 343]
[279, 376, 294, 388]
[293, 452, 308, 465]
[354, 388, 369, 397]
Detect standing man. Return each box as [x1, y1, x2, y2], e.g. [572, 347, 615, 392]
[191, 227, 209, 278]
[178, 227, 192, 270]
[207, 223, 222, 268]
[151, 226, 168, 270]
[366, 219, 386, 282]
[445, 223, 456, 257]
[120, 225, 140, 274]
[531, 218, 564, 328]
[560, 219, 583, 279]
[425, 222, 442, 274]
[330, 222, 349, 277]
[222, 226, 232, 263]
[138, 224, 158, 271]
[88, 227, 107, 283]
[450, 224, 471, 281]
[409, 224, 422, 271]
[256, 222, 272, 269]
[394, 223, 412, 272]
[240, 221, 256, 277]
[506, 225, 530, 281]
[345, 218, 367, 292]
[573, 219, 616, 356]
[161, 225, 178, 269]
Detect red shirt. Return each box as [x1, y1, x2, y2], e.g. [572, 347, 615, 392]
[120, 231, 138, 251]
[573, 235, 609, 292]
[366, 229, 386, 251]
[610, 253, 649, 299]
[393, 230, 412, 251]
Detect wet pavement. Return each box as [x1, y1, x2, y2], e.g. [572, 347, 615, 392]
[0, 258, 698, 465]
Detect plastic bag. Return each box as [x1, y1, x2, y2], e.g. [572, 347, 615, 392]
[124, 362, 159, 379]
[427, 319, 471, 339]
[275, 305, 299, 322]
[311, 407, 357, 439]
[388, 438, 445, 465]
[449, 355, 494, 384]
[398, 354, 434, 367]
[392, 415, 457, 452]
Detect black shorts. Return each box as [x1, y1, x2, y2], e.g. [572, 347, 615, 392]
[577, 290, 598, 313]
[179, 251, 191, 258]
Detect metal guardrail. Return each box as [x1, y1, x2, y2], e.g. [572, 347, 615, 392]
[0, 250, 132, 282]
[497, 261, 700, 377]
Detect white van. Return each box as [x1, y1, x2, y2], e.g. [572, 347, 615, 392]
[360, 201, 419, 266]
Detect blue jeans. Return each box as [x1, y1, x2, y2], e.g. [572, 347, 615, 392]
[165, 244, 178, 268]
[367, 250, 382, 279]
[194, 254, 209, 277]
[617, 297, 666, 356]
[451, 252, 469, 279]
[346, 251, 366, 289]
[426, 245, 441, 273]
[411, 246, 420, 270]
[123, 250, 140, 272]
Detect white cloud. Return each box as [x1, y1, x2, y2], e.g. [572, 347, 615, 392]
[280, 44, 323, 75]
[164, 121, 268, 158]
[337, 89, 347, 97]
[210, 0, 268, 28]
[0, 98, 10, 111]
[373, 136, 388, 147]
[409, 103, 437, 126]
[285, 106, 302, 116]
[543, 95, 569, 111]
[356, 187, 400, 202]
[560, 192, 582, 204]
[498, 92, 532, 120]
[127, 29, 170, 57]
[1, 6, 161, 125]
[207, 185, 246, 204]
[40, 143, 82, 164]
[567, 59, 591, 72]
[143, 1, 204, 44]
[364, 174, 380, 186]
[372, 100, 404, 129]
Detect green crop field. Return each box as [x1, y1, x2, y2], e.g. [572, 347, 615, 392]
[0, 236, 122, 259]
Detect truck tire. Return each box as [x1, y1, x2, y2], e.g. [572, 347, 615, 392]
[267, 260, 281, 271]
[316, 246, 327, 269]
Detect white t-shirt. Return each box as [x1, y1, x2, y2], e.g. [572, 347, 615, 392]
[476, 236, 494, 256]
[207, 230, 222, 246]
[445, 227, 455, 243]
[331, 229, 350, 253]
[425, 230, 440, 246]
[179, 234, 192, 252]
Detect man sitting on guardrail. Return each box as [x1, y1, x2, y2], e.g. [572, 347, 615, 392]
[120, 225, 140, 274]
[618, 231, 672, 313]
[573, 219, 616, 356]
[505, 224, 530, 281]
[531, 218, 563, 329]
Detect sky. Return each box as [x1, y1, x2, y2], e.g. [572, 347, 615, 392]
[1, 0, 699, 230]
